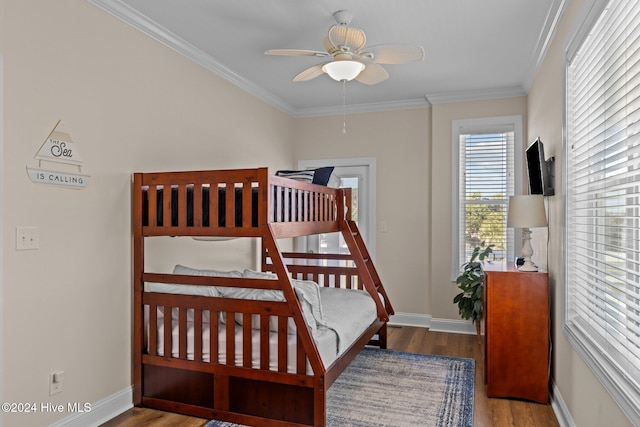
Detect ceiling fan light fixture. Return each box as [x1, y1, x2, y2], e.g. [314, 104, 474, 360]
[322, 60, 365, 82]
[267, 10, 423, 86]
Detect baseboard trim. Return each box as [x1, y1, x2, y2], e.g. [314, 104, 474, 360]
[389, 312, 431, 328]
[550, 378, 576, 427]
[48, 386, 132, 427]
[388, 313, 478, 335]
[430, 318, 477, 335]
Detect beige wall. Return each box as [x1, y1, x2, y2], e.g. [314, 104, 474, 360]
[429, 97, 528, 320]
[293, 109, 431, 315]
[293, 99, 529, 322]
[1, 1, 293, 425]
[528, 0, 632, 425]
[1, 0, 634, 426]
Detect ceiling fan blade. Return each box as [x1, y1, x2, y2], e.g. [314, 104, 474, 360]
[360, 44, 425, 64]
[323, 36, 335, 54]
[328, 25, 366, 51]
[265, 48, 329, 57]
[293, 64, 325, 82]
[355, 63, 389, 85]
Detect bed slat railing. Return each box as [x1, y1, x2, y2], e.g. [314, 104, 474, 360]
[267, 176, 345, 238]
[341, 220, 394, 320]
[136, 169, 268, 237]
[143, 290, 317, 376]
[264, 249, 394, 322]
[262, 229, 326, 376]
[265, 253, 362, 290]
[135, 169, 349, 239]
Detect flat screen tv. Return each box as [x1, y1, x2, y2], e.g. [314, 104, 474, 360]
[526, 138, 554, 196]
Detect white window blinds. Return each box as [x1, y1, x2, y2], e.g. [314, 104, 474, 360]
[565, 0, 640, 421]
[457, 131, 515, 267]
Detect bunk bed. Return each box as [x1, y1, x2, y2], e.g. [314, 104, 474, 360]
[132, 167, 394, 427]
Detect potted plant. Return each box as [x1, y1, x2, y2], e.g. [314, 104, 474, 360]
[454, 241, 494, 341]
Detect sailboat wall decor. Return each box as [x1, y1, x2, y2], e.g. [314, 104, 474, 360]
[27, 120, 91, 189]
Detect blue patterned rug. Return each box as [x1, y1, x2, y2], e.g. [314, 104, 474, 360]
[205, 347, 475, 427]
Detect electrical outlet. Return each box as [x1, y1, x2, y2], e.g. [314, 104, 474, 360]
[16, 226, 39, 251]
[49, 371, 64, 395]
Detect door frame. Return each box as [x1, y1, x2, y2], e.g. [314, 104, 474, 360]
[297, 157, 377, 261]
[0, 52, 5, 422]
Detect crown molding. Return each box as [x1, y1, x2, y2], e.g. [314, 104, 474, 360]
[87, 0, 297, 116]
[425, 86, 527, 105]
[88, 0, 563, 116]
[293, 98, 431, 118]
[427, 0, 565, 105]
[522, 0, 567, 91]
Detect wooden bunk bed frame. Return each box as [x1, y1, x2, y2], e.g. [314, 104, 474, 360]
[132, 167, 394, 426]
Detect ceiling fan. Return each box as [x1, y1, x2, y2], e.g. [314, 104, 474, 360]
[265, 10, 424, 85]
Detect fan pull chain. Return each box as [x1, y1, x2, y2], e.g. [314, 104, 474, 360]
[342, 80, 347, 134]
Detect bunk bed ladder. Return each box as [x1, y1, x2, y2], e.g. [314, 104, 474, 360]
[341, 220, 394, 348]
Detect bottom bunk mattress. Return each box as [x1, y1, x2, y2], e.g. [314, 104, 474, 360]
[145, 284, 378, 374]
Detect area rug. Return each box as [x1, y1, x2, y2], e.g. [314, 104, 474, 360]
[205, 347, 475, 427]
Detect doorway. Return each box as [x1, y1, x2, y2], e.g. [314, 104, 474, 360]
[297, 158, 376, 261]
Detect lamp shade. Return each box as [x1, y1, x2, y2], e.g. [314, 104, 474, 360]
[322, 60, 365, 81]
[507, 195, 547, 228]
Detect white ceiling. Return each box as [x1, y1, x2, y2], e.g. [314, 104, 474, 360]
[88, 0, 565, 117]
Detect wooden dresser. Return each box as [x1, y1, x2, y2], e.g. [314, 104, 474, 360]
[482, 261, 550, 404]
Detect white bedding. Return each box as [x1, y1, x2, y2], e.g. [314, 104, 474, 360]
[154, 319, 338, 373]
[319, 287, 377, 355]
[146, 281, 379, 374]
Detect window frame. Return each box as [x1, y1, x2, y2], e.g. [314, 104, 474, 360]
[563, 0, 640, 422]
[451, 116, 523, 280]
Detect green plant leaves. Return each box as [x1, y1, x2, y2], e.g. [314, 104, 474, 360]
[453, 241, 493, 323]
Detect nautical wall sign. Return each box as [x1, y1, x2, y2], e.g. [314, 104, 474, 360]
[26, 167, 90, 189]
[35, 120, 84, 165]
[27, 120, 91, 189]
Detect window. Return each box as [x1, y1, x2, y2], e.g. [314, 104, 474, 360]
[565, 0, 640, 421]
[451, 116, 521, 279]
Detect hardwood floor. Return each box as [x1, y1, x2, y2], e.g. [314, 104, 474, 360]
[387, 326, 560, 427]
[101, 326, 560, 427]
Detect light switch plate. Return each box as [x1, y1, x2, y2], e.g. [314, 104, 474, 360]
[16, 226, 39, 250]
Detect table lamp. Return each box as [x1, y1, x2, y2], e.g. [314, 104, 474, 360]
[507, 195, 547, 272]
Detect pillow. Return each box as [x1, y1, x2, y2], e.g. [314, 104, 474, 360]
[146, 279, 220, 324]
[275, 167, 335, 186]
[292, 279, 327, 333]
[243, 270, 324, 324]
[227, 269, 283, 301]
[217, 286, 284, 302]
[241, 271, 324, 321]
[170, 265, 243, 323]
[145, 281, 220, 298]
[275, 170, 314, 183]
[228, 270, 325, 334]
[327, 171, 341, 188]
[218, 269, 285, 330]
[242, 269, 277, 279]
[146, 265, 241, 298]
[311, 166, 335, 186]
[173, 264, 242, 278]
